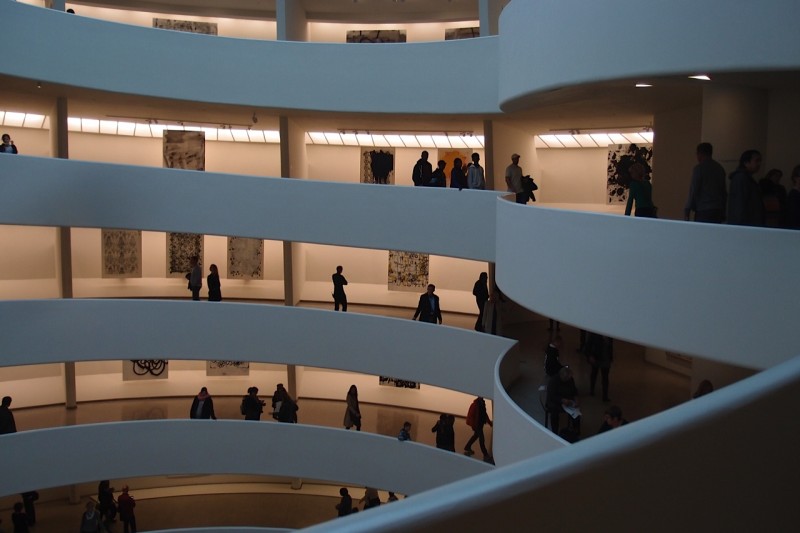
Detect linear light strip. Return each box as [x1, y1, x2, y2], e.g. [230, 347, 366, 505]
[537, 131, 655, 148]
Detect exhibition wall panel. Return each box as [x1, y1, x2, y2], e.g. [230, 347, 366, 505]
[495, 200, 800, 370]
[498, 0, 800, 109]
[0, 420, 493, 497]
[0, 2, 500, 115]
[308, 20, 481, 43]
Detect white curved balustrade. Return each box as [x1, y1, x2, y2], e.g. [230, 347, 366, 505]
[0, 1, 499, 115]
[0, 299, 513, 399]
[498, 0, 800, 109]
[0, 420, 493, 498]
[0, 155, 500, 261]
[495, 201, 800, 370]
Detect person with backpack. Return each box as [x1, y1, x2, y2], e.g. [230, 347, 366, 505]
[464, 397, 493, 463]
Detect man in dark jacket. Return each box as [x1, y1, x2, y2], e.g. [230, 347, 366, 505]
[0, 396, 16, 434]
[412, 284, 442, 324]
[412, 150, 433, 186]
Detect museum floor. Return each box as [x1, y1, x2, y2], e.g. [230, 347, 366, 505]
[0, 300, 691, 531]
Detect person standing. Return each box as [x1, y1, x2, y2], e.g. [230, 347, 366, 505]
[585, 332, 613, 402]
[727, 150, 764, 226]
[450, 157, 467, 190]
[189, 387, 217, 420]
[20, 492, 38, 527]
[241, 387, 265, 421]
[412, 150, 432, 186]
[472, 272, 489, 332]
[684, 142, 727, 223]
[624, 163, 656, 217]
[412, 284, 442, 324]
[1, 133, 18, 154]
[207, 264, 221, 302]
[336, 488, 353, 517]
[397, 421, 412, 441]
[117, 486, 137, 533]
[428, 160, 447, 187]
[431, 414, 456, 452]
[467, 153, 485, 190]
[79, 502, 103, 533]
[505, 153, 527, 204]
[332, 265, 348, 312]
[11, 502, 28, 533]
[188, 255, 202, 301]
[544, 336, 563, 378]
[0, 396, 16, 434]
[343, 385, 361, 431]
[464, 397, 493, 462]
[97, 480, 116, 524]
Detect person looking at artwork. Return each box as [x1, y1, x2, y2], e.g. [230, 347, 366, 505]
[187, 255, 202, 301]
[332, 265, 348, 312]
[0, 396, 16, 434]
[428, 160, 447, 187]
[343, 384, 361, 431]
[450, 157, 467, 190]
[207, 264, 221, 302]
[684, 142, 727, 223]
[276, 389, 299, 423]
[472, 272, 489, 332]
[336, 488, 353, 517]
[412, 150, 432, 186]
[412, 284, 442, 324]
[189, 387, 217, 420]
[624, 163, 657, 217]
[1, 133, 18, 154]
[467, 152, 486, 190]
[505, 153, 526, 204]
[241, 386, 265, 421]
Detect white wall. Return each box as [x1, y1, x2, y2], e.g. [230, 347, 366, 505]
[535, 148, 608, 204]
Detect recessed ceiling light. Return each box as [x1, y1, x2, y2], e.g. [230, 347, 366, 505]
[689, 75, 711, 81]
[635, 83, 652, 88]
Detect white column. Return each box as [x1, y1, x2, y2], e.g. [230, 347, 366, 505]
[277, 0, 308, 41]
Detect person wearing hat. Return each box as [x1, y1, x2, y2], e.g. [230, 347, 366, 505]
[505, 153, 527, 204]
[189, 387, 217, 419]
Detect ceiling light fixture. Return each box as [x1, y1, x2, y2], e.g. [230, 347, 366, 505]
[635, 83, 652, 88]
[689, 74, 711, 81]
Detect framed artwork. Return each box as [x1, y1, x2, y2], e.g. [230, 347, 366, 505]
[379, 376, 420, 389]
[207, 361, 250, 376]
[163, 130, 205, 171]
[227, 237, 264, 279]
[347, 30, 406, 43]
[153, 18, 218, 35]
[361, 148, 395, 184]
[167, 233, 203, 277]
[607, 143, 653, 204]
[388, 250, 429, 292]
[445, 27, 480, 40]
[101, 229, 142, 278]
[123, 360, 169, 381]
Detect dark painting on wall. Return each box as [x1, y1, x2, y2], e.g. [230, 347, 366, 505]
[347, 30, 407, 43]
[153, 18, 218, 35]
[606, 143, 653, 204]
[123, 360, 169, 381]
[361, 148, 395, 184]
[388, 250, 429, 292]
[445, 27, 480, 40]
[101, 229, 142, 278]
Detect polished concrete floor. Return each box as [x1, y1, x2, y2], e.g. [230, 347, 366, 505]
[0, 300, 691, 531]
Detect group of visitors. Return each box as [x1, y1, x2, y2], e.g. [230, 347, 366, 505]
[189, 385, 298, 423]
[412, 151, 487, 190]
[186, 257, 221, 302]
[684, 142, 800, 228]
[335, 487, 399, 518]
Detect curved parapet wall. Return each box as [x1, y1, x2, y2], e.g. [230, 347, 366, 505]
[0, 155, 500, 262]
[0, 1, 499, 115]
[498, 0, 800, 109]
[495, 201, 800, 370]
[0, 299, 513, 399]
[0, 420, 493, 498]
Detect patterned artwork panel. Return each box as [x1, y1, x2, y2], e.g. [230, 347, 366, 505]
[388, 250, 429, 292]
[227, 237, 264, 280]
[101, 229, 142, 278]
[123, 360, 169, 381]
[167, 233, 203, 277]
[607, 143, 653, 204]
[379, 376, 420, 389]
[207, 361, 250, 376]
[153, 18, 218, 35]
[163, 130, 205, 171]
[347, 30, 406, 43]
[360, 148, 395, 184]
[440, 149, 470, 187]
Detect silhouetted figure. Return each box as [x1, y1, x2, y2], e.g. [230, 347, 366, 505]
[187, 255, 202, 301]
[450, 157, 467, 190]
[189, 387, 217, 420]
[432, 414, 456, 451]
[472, 272, 489, 331]
[0, 396, 16, 434]
[428, 160, 447, 187]
[412, 284, 442, 324]
[728, 150, 764, 226]
[343, 385, 361, 430]
[336, 488, 353, 517]
[464, 396, 493, 462]
[412, 151, 432, 186]
[684, 142, 727, 223]
[207, 263, 221, 301]
[467, 153, 485, 189]
[625, 163, 656, 217]
[332, 265, 348, 312]
[117, 485, 137, 533]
